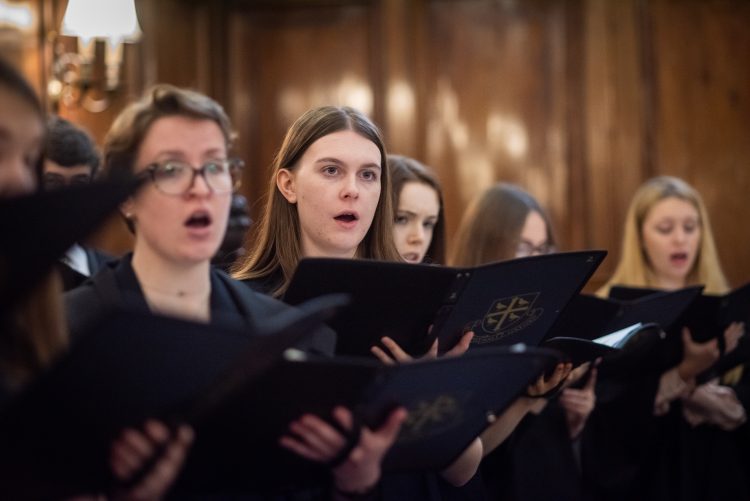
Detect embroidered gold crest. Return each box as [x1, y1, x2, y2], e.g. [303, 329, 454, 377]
[473, 293, 543, 344]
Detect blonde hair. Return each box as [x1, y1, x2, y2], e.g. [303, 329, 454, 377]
[449, 183, 555, 267]
[232, 106, 400, 297]
[600, 176, 728, 296]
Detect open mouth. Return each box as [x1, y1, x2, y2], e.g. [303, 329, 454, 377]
[402, 252, 420, 263]
[185, 210, 212, 228]
[670, 252, 688, 264]
[334, 212, 359, 223]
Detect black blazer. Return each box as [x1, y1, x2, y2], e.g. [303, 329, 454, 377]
[64, 255, 335, 356]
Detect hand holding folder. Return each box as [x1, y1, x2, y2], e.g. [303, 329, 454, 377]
[0, 294, 344, 498]
[285, 250, 606, 357]
[543, 287, 703, 366]
[609, 283, 750, 343]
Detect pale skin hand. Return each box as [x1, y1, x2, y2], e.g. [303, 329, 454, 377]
[279, 406, 407, 496]
[109, 420, 194, 501]
[559, 367, 598, 439]
[370, 331, 475, 365]
[367, 332, 481, 486]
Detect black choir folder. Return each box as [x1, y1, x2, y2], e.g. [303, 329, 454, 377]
[609, 283, 750, 342]
[284, 250, 606, 357]
[0, 294, 343, 499]
[0, 177, 139, 315]
[542, 286, 704, 365]
[180, 344, 559, 494]
[0, 301, 558, 497]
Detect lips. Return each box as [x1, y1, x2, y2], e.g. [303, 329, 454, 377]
[334, 211, 359, 223]
[185, 209, 212, 228]
[669, 252, 689, 266]
[402, 252, 421, 263]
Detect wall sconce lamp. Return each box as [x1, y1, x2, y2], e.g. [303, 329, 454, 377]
[48, 0, 142, 112]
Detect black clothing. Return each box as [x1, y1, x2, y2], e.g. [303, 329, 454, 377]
[65, 255, 334, 356]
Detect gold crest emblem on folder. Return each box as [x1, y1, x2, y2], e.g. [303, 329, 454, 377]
[475, 293, 543, 343]
[397, 394, 466, 443]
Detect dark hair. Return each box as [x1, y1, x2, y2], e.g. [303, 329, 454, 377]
[42, 117, 100, 177]
[388, 155, 446, 264]
[449, 183, 555, 266]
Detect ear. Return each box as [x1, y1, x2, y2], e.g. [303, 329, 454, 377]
[276, 168, 297, 204]
[120, 197, 136, 221]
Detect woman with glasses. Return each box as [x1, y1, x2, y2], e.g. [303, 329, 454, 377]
[65, 85, 405, 500]
[449, 182, 556, 266]
[447, 182, 596, 501]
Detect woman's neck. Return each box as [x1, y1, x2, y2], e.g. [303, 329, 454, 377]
[131, 243, 211, 322]
[651, 273, 686, 291]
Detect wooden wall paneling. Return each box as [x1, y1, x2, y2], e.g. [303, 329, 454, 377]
[649, 0, 750, 286]
[378, 0, 424, 158]
[226, 3, 377, 222]
[420, 0, 570, 256]
[581, 0, 650, 286]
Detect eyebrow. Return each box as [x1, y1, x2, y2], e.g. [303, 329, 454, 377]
[397, 209, 438, 219]
[315, 157, 381, 170]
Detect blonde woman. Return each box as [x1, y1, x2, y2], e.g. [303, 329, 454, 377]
[597, 176, 747, 500]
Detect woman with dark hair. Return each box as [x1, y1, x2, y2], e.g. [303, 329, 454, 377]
[388, 155, 446, 264]
[448, 182, 593, 501]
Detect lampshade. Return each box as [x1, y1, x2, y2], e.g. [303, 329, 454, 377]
[61, 0, 141, 44]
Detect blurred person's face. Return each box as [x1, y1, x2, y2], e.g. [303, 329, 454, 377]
[277, 130, 382, 259]
[41, 161, 93, 190]
[515, 210, 552, 258]
[123, 116, 232, 266]
[393, 181, 439, 263]
[0, 86, 43, 196]
[640, 196, 701, 289]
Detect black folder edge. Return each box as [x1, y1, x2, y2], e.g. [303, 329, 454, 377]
[0, 176, 140, 315]
[176, 344, 561, 493]
[435, 250, 608, 352]
[185, 292, 351, 424]
[286, 250, 607, 358]
[0, 293, 349, 498]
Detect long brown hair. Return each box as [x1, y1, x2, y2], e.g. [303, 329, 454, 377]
[449, 183, 555, 267]
[233, 106, 400, 297]
[388, 155, 446, 264]
[600, 176, 728, 296]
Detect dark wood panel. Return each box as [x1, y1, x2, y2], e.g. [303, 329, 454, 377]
[650, 0, 750, 286]
[226, 3, 376, 219]
[12, 0, 749, 284]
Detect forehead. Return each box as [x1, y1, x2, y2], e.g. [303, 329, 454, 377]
[646, 196, 699, 222]
[520, 210, 548, 242]
[139, 115, 226, 156]
[398, 181, 439, 213]
[301, 130, 381, 166]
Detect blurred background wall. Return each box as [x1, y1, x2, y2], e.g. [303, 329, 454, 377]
[4, 0, 749, 289]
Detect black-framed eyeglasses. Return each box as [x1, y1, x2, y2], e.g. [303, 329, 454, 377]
[140, 158, 244, 196]
[516, 241, 555, 258]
